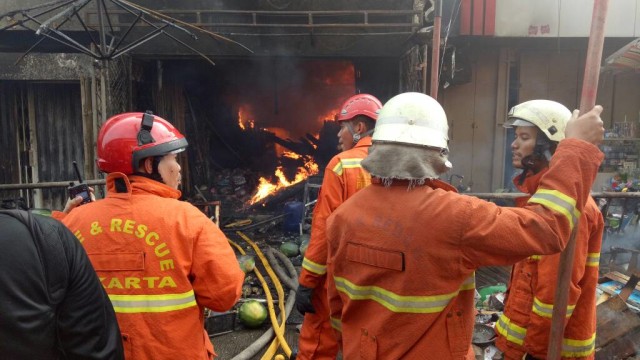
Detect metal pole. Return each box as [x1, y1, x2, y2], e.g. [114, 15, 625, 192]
[546, 1, 609, 359]
[0, 179, 106, 191]
[97, 0, 108, 55]
[429, 0, 442, 99]
[422, 44, 429, 94]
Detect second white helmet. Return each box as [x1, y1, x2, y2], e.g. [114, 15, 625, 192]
[505, 99, 571, 142]
[372, 92, 449, 149]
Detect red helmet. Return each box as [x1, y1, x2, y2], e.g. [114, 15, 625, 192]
[336, 94, 382, 122]
[97, 112, 188, 174]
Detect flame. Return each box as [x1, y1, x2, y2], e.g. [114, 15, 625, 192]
[251, 177, 278, 203]
[249, 153, 319, 204]
[283, 151, 301, 159]
[304, 157, 319, 174]
[238, 106, 255, 131]
[316, 107, 339, 124]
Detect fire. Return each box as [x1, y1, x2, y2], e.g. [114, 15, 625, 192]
[238, 107, 255, 130]
[304, 158, 319, 174]
[249, 153, 319, 205]
[251, 177, 278, 203]
[283, 151, 301, 159]
[317, 108, 339, 123]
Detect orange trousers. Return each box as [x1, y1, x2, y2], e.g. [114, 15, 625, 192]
[296, 278, 339, 360]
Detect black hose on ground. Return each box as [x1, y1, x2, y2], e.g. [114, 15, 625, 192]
[265, 247, 299, 291]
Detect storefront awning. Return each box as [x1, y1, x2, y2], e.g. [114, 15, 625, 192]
[603, 38, 640, 73]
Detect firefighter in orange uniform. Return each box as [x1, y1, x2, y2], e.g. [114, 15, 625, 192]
[55, 112, 244, 360]
[495, 100, 603, 360]
[296, 93, 382, 359]
[325, 92, 605, 359]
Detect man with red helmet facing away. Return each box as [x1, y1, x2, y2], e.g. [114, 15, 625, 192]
[54, 111, 244, 360]
[296, 93, 382, 359]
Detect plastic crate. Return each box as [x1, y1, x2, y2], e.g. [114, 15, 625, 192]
[205, 310, 236, 337]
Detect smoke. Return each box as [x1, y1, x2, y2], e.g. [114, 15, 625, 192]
[165, 58, 355, 141]
[222, 58, 356, 139]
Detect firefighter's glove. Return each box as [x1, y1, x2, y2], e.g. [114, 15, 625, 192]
[295, 285, 316, 315]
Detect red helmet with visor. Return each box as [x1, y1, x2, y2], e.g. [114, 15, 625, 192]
[97, 112, 188, 174]
[336, 94, 382, 122]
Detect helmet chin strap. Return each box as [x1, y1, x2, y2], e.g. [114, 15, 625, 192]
[346, 122, 373, 145]
[517, 142, 552, 185]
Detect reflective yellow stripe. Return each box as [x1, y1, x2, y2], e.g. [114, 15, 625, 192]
[532, 297, 575, 319]
[109, 290, 197, 313]
[495, 314, 526, 345]
[498, 313, 595, 356]
[302, 257, 327, 275]
[562, 333, 596, 357]
[330, 317, 342, 332]
[461, 273, 476, 291]
[529, 255, 542, 260]
[586, 252, 600, 267]
[332, 158, 362, 176]
[528, 189, 580, 229]
[333, 275, 475, 314]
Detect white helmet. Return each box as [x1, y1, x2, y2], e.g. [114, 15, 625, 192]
[372, 92, 449, 149]
[504, 100, 571, 142]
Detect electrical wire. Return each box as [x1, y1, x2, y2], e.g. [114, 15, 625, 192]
[438, 0, 463, 82]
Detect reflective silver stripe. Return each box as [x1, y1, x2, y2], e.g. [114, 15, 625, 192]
[532, 297, 574, 319]
[334, 276, 462, 314]
[562, 333, 596, 357]
[332, 158, 362, 176]
[330, 317, 342, 332]
[586, 252, 600, 267]
[109, 290, 197, 313]
[302, 257, 327, 275]
[497, 313, 594, 356]
[461, 273, 476, 291]
[495, 314, 526, 345]
[528, 189, 580, 229]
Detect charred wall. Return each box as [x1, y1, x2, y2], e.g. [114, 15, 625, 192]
[133, 56, 398, 200]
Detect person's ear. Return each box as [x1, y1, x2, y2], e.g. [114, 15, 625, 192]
[142, 157, 154, 174]
[355, 121, 366, 134]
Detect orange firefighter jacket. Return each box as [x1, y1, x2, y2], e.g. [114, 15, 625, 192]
[325, 139, 603, 360]
[299, 137, 372, 289]
[56, 173, 244, 360]
[495, 168, 603, 360]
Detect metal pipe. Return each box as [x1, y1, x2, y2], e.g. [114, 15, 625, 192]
[430, 0, 442, 99]
[0, 179, 106, 190]
[96, 0, 107, 55]
[547, 1, 610, 359]
[422, 44, 429, 94]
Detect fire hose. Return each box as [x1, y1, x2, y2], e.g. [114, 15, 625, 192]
[228, 231, 294, 359]
[236, 231, 292, 359]
[265, 247, 299, 291]
[227, 236, 290, 359]
[229, 252, 297, 360]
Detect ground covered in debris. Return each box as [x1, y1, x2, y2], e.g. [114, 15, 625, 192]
[199, 190, 640, 359]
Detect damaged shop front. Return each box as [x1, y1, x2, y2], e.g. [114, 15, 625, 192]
[0, 53, 397, 212]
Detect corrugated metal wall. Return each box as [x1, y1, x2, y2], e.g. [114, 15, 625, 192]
[0, 82, 22, 204]
[33, 82, 85, 211]
[0, 81, 85, 211]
